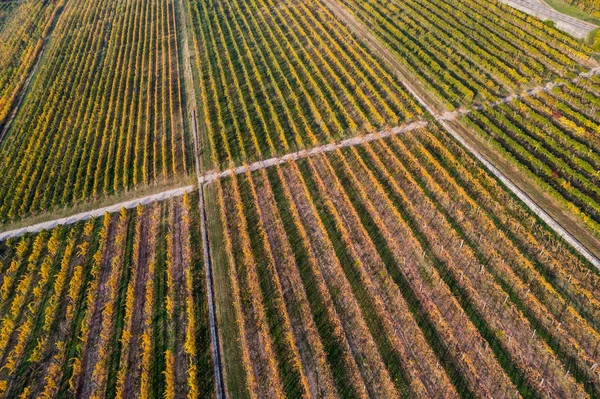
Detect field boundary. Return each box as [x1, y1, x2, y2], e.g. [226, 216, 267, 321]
[191, 108, 226, 399]
[199, 120, 429, 183]
[177, 0, 226, 390]
[0, 120, 428, 241]
[440, 119, 600, 268]
[498, 0, 597, 38]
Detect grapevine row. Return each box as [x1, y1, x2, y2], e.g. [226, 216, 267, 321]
[335, 0, 594, 108]
[464, 75, 600, 238]
[188, 0, 421, 170]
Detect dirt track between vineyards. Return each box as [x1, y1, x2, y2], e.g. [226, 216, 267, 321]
[438, 67, 600, 121]
[0, 120, 426, 242]
[0, 186, 194, 241]
[200, 121, 429, 183]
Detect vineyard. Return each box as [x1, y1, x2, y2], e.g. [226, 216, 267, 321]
[207, 125, 600, 398]
[1, 0, 600, 397]
[0, 1, 16, 24]
[333, 0, 596, 108]
[565, 0, 600, 14]
[188, 0, 423, 170]
[0, 193, 214, 398]
[0, 0, 59, 128]
[464, 74, 600, 238]
[0, 0, 191, 223]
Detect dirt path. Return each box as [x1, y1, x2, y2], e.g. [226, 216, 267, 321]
[0, 186, 193, 241]
[0, 118, 425, 243]
[498, 0, 597, 38]
[439, 67, 600, 121]
[191, 108, 225, 399]
[200, 121, 428, 183]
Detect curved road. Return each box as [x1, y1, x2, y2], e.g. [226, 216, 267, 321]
[499, 0, 597, 38]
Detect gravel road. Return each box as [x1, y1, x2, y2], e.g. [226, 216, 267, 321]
[0, 186, 194, 241]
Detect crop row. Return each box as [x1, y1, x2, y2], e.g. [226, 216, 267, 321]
[0, 0, 191, 223]
[564, 0, 600, 14]
[464, 75, 600, 238]
[0, 1, 18, 26]
[0, 194, 213, 398]
[207, 125, 600, 398]
[0, 0, 59, 127]
[337, 0, 595, 108]
[188, 0, 423, 170]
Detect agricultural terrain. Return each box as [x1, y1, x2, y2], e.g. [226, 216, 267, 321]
[497, 0, 598, 39]
[0, 0, 59, 129]
[0, 0, 599, 397]
[0, 194, 214, 398]
[207, 125, 600, 398]
[188, 0, 422, 169]
[464, 75, 600, 239]
[333, 0, 595, 108]
[564, 0, 600, 14]
[0, 0, 191, 223]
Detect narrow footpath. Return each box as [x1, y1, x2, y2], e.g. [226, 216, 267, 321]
[177, 0, 226, 393]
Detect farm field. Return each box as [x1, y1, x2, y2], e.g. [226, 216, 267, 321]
[188, 0, 423, 170]
[332, 0, 596, 108]
[463, 75, 600, 239]
[0, 0, 191, 223]
[1, 0, 600, 397]
[564, 0, 600, 14]
[0, 194, 214, 398]
[0, 0, 59, 128]
[207, 125, 600, 398]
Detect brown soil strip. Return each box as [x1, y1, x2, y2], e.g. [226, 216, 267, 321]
[171, 200, 188, 397]
[75, 217, 119, 398]
[122, 205, 157, 397]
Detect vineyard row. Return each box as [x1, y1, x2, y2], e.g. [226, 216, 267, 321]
[335, 0, 595, 108]
[464, 74, 600, 239]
